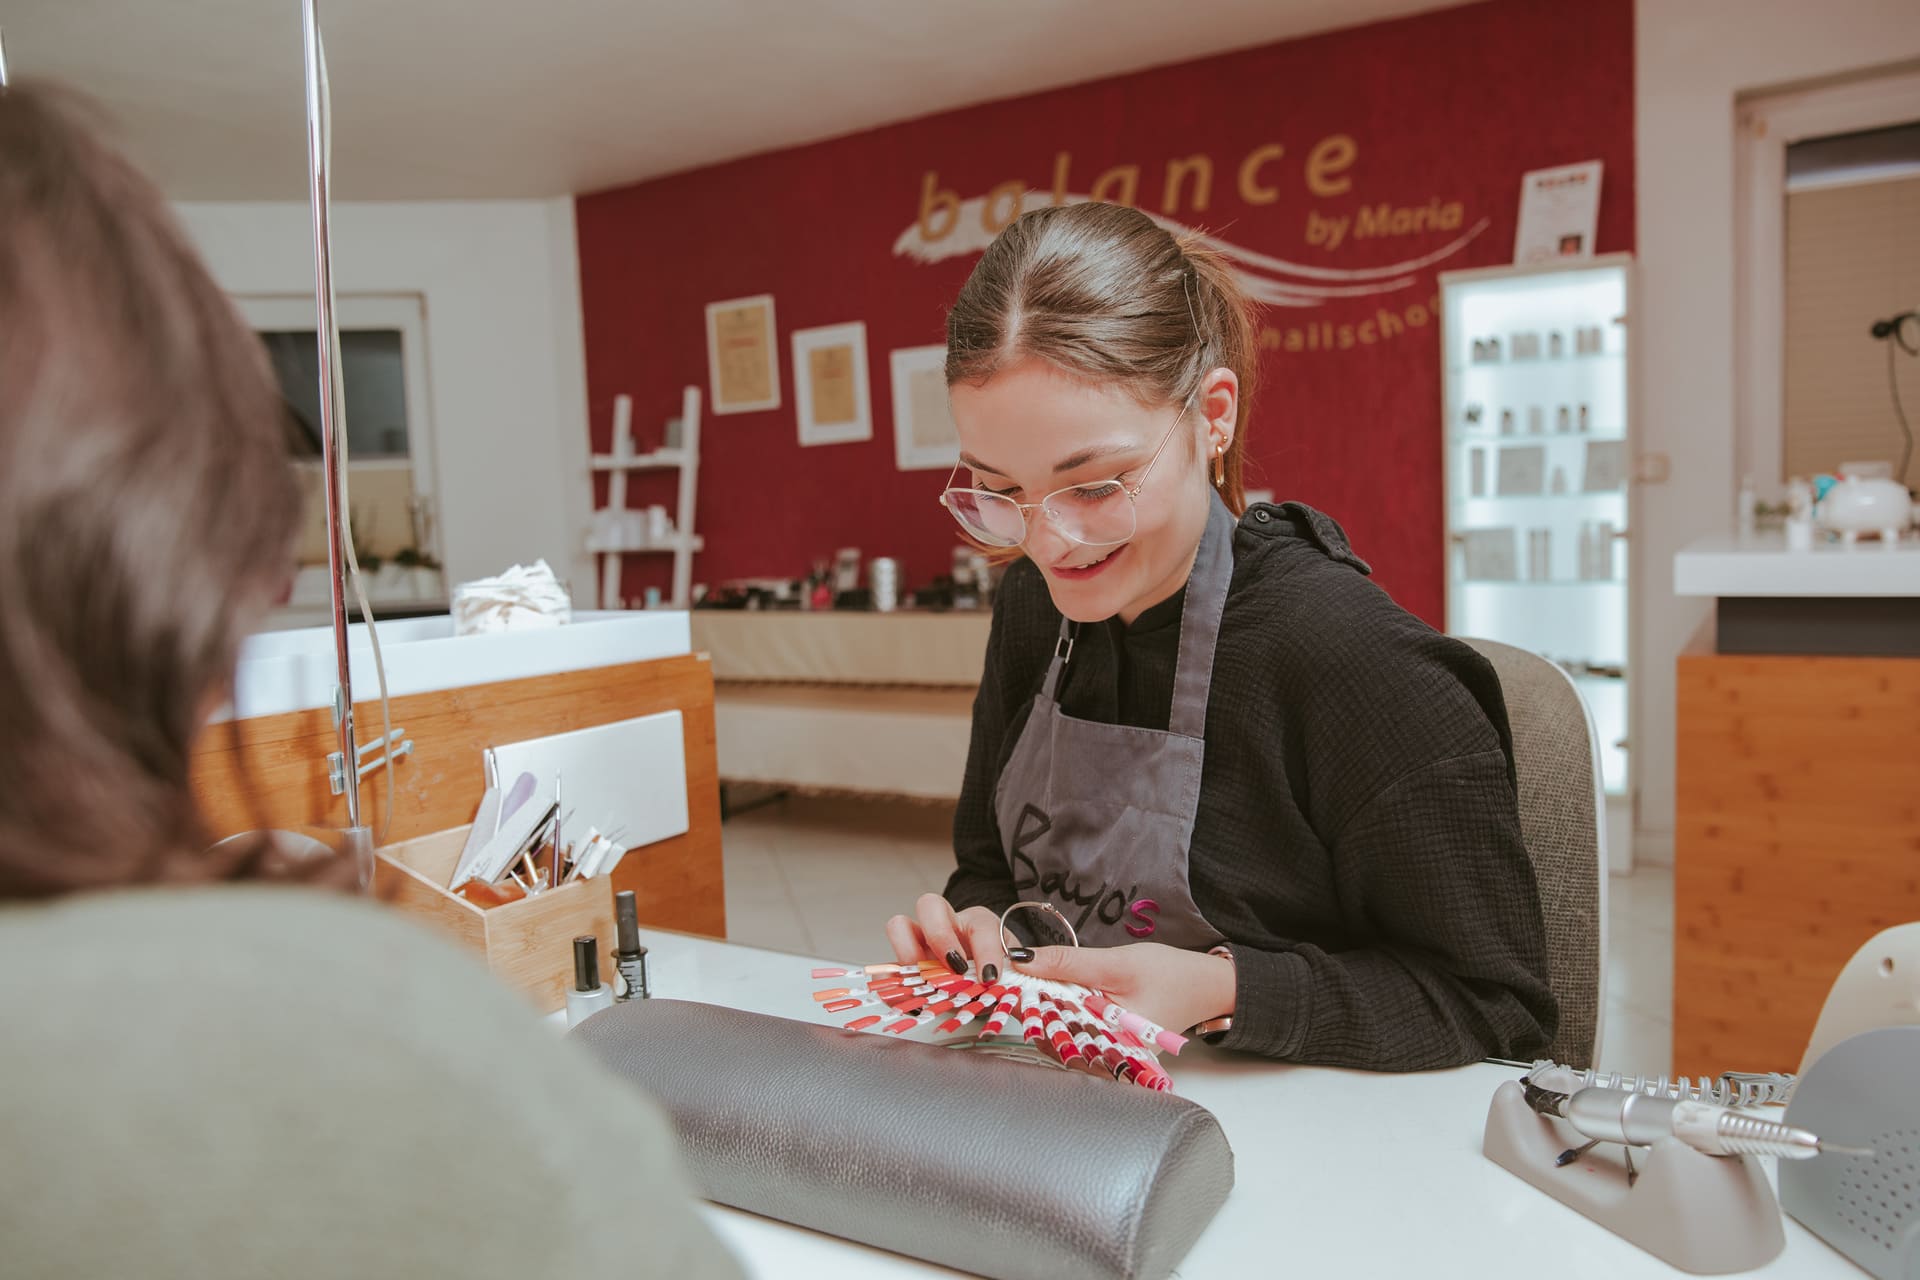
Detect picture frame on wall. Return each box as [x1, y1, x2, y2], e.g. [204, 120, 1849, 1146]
[889, 344, 960, 471]
[791, 322, 872, 447]
[705, 293, 781, 415]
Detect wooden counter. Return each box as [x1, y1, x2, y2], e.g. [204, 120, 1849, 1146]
[1673, 651, 1920, 1075]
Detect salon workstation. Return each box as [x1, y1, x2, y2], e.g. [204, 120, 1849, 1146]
[3, 3, 1919, 1279]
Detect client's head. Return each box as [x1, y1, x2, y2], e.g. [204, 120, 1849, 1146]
[0, 84, 302, 898]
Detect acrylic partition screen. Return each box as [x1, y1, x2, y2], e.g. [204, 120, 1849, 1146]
[1441, 259, 1630, 796]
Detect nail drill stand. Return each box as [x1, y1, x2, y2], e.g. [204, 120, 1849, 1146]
[1483, 1079, 1787, 1274]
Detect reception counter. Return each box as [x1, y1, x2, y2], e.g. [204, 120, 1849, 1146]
[1671, 533, 1920, 1075]
[690, 610, 991, 802]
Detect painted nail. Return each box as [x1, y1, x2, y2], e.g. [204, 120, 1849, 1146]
[1007, 947, 1034, 963]
[981, 963, 999, 984]
[945, 949, 967, 974]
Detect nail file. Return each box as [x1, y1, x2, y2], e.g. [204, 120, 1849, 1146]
[449, 786, 502, 888]
[498, 771, 537, 826]
[465, 780, 558, 887]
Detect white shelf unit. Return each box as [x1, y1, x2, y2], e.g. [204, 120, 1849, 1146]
[590, 385, 703, 609]
[1439, 253, 1637, 873]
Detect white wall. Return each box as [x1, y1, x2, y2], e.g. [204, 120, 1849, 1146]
[176, 200, 595, 599]
[1633, 2, 1920, 863]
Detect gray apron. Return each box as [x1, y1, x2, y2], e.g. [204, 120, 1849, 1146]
[991, 494, 1234, 951]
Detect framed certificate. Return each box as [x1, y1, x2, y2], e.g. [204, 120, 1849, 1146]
[791, 322, 872, 447]
[705, 294, 781, 415]
[889, 344, 961, 471]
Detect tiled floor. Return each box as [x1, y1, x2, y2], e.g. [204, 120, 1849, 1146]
[720, 793, 1674, 1073]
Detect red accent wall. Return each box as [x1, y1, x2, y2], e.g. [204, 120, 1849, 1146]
[575, 0, 1633, 622]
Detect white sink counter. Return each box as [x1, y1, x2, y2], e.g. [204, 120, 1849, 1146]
[226, 610, 692, 720]
[1674, 531, 1920, 597]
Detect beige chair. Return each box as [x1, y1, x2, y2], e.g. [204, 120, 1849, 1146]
[1461, 637, 1609, 1069]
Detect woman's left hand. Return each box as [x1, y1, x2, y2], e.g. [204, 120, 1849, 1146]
[1010, 942, 1235, 1039]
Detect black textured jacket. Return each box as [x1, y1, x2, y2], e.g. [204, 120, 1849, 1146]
[946, 501, 1557, 1070]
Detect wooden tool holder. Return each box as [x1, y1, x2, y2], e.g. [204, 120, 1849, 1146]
[374, 824, 616, 1014]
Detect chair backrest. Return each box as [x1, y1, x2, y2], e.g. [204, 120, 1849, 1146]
[1459, 637, 1608, 1069]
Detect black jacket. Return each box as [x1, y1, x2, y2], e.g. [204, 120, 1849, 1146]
[946, 501, 1557, 1070]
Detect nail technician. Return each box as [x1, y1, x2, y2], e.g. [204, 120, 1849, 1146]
[885, 203, 1556, 1070]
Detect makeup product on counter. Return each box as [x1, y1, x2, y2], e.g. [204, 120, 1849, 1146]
[1527, 406, 1544, 435]
[1557, 405, 1572, 434]
[567, 935, 615, 1028]
[832, 547, 862, 594]
[612, 890, 651, 1001]
[869, 557, 900, 613]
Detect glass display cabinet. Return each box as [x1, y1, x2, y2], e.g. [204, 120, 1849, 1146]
[1439, 253, 1636, 871]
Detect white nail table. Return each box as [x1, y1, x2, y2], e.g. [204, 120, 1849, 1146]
[584, 931, 1858, 1279]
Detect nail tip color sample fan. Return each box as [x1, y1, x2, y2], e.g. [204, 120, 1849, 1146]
[809, 960, 1181, 1091]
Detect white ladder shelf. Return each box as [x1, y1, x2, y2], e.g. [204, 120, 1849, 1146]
[588, 385, 702, 609]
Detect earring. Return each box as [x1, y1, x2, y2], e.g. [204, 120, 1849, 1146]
[1213, 444, 1226, 487]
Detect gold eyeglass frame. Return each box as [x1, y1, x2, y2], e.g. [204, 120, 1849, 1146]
[936, 397, 1196, 550]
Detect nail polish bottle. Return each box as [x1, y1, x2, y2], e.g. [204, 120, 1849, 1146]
[566, 935, 615, 1028]
[612, 890, 650, 1001]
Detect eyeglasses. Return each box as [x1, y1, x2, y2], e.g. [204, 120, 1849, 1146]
[938, 401, 1193, 549]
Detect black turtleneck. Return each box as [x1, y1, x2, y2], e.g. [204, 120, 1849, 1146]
[945, 502, 1557, 1071]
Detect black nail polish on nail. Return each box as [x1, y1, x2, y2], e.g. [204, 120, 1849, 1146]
[982, 964, 999, 984]
[945, 949, 967, 974]
[1008, 947, 1034, 963]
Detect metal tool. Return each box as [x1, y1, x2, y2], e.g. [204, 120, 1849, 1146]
[1525, 1081, 1872, 1161]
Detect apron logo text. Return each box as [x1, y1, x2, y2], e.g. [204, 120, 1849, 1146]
[1009, 805, 1161, 938]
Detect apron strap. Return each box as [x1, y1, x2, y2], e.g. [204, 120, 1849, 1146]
[1042, 619, 1078, 702]
[1167, 495, 1235, 739]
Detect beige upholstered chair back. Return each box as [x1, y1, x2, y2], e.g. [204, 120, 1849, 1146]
[1461, 637, 1608, 1069]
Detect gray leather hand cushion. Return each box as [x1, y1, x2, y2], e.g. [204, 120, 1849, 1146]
[571, 999, 1234, 1280]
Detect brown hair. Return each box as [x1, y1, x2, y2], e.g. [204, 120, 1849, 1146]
[0, 83, 319, 898]
[944, 201, 1259, 514]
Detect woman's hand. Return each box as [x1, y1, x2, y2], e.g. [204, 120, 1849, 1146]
[884, 894, 1012, 981]
[1011, 942, 1236, 1039]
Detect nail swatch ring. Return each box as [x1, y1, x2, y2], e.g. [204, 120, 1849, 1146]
[997, 900, 1079, 954]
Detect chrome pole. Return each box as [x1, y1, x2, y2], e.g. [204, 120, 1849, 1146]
[299, 0, 362, 832]
[1, 25, 12, 87]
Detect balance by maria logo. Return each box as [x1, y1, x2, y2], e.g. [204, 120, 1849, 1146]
[893, 139, 1486, 357]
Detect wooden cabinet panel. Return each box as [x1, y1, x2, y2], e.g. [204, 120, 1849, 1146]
[1674, 654, 1920, 1075]
[191, 654, 726, 939]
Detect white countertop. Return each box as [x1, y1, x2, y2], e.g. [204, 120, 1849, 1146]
[1675, 531, 1920, 598]
[602, 931, 1855, 1280]
[225, 609, 691, 719]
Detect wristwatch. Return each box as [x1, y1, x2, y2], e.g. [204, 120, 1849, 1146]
[1186, 945, 1235, 1045]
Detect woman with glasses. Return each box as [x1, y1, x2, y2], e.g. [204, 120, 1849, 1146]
[884, 202, 1556, 1070]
